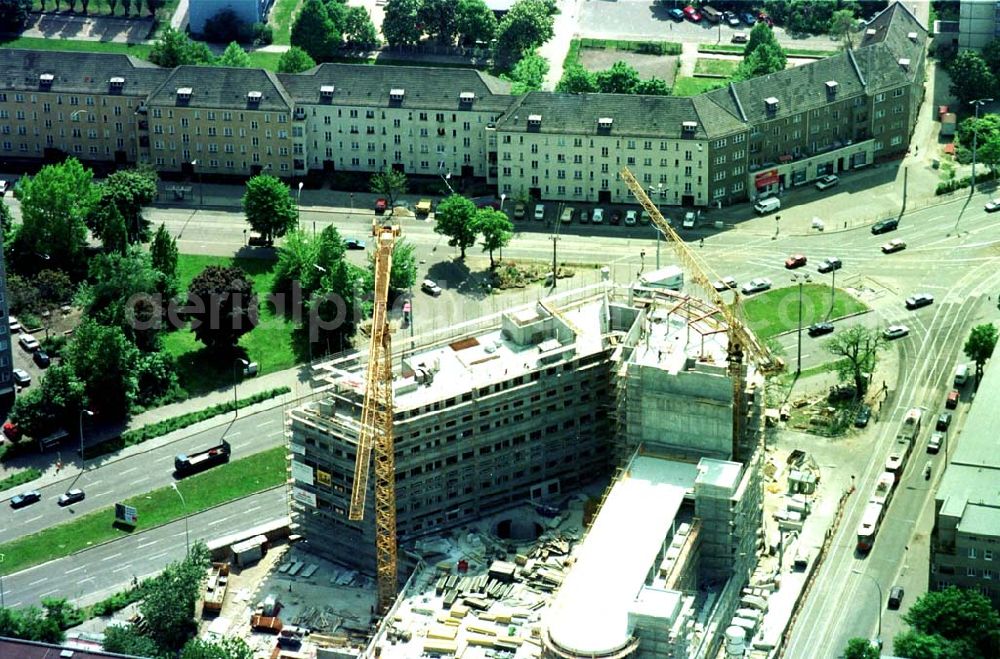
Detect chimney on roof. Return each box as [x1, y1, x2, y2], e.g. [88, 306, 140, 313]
[764, 97, 779, 114]
[247, 90, 262, 105]
[825, 80, 838, 99]
[39, 73, 54, 88]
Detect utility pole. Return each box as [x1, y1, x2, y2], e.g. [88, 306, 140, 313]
[550, 235, 559, 289]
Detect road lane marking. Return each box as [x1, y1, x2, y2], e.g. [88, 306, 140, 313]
[101, 553, 123, 562]
[112, 565, 132, 573]
[93, 490, 114, 497]
[131, 477, 150, 485]
[39, 589, 59, 598]
[226, 431, 242, 438]
[207, 515, 233, 526]
[120, 467, 138, 475]
[245, 506, 261, 514]
[137, 539, 160, 549]
[28, 578, 47, 586]
[156, 455, 174, 463]
[65, 566, 86, 574]
[148, 551, 169, 560]
[25, 515, 42, 523]
[87, 480, 102, 487]
[259, 419, 277, 427]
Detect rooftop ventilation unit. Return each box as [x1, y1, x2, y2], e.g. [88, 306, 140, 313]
[320, 85, 335, 97]
[764, 97, 779, 113]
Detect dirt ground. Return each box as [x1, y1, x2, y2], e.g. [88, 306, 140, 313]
[577, 49, 680, 84]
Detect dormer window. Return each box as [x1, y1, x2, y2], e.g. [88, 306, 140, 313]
[825, 80, 838, 97]
[247, 91, 262, 104]
[177, 87, 192, 98]
[39, 73, 54, 88]
[390, 88, 405, 101]
[527, 114, 542, 126]
[320, 85, 335, 97]
[682, 121, 697, 133]
[110, 77, 125, 88]
[597, 117, 613, 131]
[764, 97, 779, 113]
[898, 58, 910, 69]
[460, 92, 475, 104]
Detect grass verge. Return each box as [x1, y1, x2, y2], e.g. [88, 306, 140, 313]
[672, 76, 728, 96]
[563, 37, 682, 69]
[697, 43, 834, 58]
[743, 283, 868, 341]
[777, 358, 849, 386]
[0, 467, 43, 494]
[693, 58, 739, 76]
[0, 447, 285, 575]
[83, 386, 291, 459]
[0, 36, 151, 58]
[247, 51, 284, 70]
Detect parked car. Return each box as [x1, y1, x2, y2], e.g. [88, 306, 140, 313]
[32, 350, 50, 368]
[10, 490, 41, 509]
[817, 257, 842, 273]
[683, 5, 702, 21]
[344, 239, 366, 250]
[18, 333, 40, 352]
[624, 210, 638, 226]
[785, 254, 807, 269]
[713, 276, 737, 291]
[927, 432, 944, 454]
[854, 405, 872, 428]
[58, 489, 85, 506]
[3, 421, 21, 441]
[610, 211, 622, 225]
[12, 368, 30, 388]
[682, 211, 697, 229]
[871, 218, 898, 234]
[807, 322, 835, 337]
[888, 586, 904, 610]
[905, 293, 934, 310]
[757, 11, 774, 26]
[946, 389, 960, 409]
[579, 210, 589, 224]
[592, 208, 605, 224]
[421, 279, 442, 296]
[741, 278, 772, 295]
[415, 199, 433, 215]
[534, 204, 546, 221]
[985, 198, 1000, 212]
[883, 324, 909, 339]
[513, 202, 526, 219]
[815, 174, 839, 190]
[732, 32, 748, 44]
[668, 7, 684, 21]
[8, 316, 20, 333]
[560, 206, 575, 224]
[726, 11, 741, 26]
[742, 11, 757, 25]
[374, 198, 388, 214]
[881, 238, 906, 254]
[936, 412, 952, 431]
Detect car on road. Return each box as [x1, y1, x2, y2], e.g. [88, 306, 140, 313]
[560, 206, 575, 224]
[534, 204, 545, 221]
[807, 322, 835, 337]
[871, 218, 899, 234]
[713, 276, 737, 292]
[927, 432, 944, 454]
[10, 490, 41, 509]
[731, 32, 748, 43]
[883, 324, 909, 339]
[374, 198, 387, 214]
[905, 293, 934, 310]
[8, 316, 20, 333]
[682, 211, 697, 229]
[854, 405, 872, 428]
[19, 333, 40, 352]
[592, 208, 604, 224]
[344, 239, 366, 250]
[985, 198, 1000, 212]
[815, 174, 839, 190]
[58, 489, 85, 506]
[625, 210, 638, 226]
[888, 586, 905, 610]
[3, 421, 21, 441]
[785, 254, 807, 269]
[421, 279, 442, 296]
[946, 389, 960, 409]
[936, 412, 952, 431]
[33, 350, 51, 368]
[683, 5, 702, 21]
[741, 278, 772, 295]
[668, 7, 684, 20]
[881, 238, 906, 254]
[817, 257, 842, 273]
[12, 368, 30, 387]
[513, 202, 526, 219]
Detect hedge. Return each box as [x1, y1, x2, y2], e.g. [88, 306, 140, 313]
[935, 169, 999, 195]
[0, 467, 43, 493]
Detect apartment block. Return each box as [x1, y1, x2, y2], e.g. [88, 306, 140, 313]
[930, 344, 1000, 609]
[959, 0, 1000, 50]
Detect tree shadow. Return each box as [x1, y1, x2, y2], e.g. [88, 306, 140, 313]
[425, 258, 492, 301]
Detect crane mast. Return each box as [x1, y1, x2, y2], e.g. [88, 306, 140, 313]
[619, 167, 780, 461]
[349, 219, 400, 613]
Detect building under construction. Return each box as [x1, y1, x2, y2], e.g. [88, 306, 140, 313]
[288, 283, 764, 595]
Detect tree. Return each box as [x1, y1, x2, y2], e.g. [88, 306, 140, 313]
[368, 239, 416, 292]
[473, 207, 513, 268]
[964, 323, 998, 383]
[829, 8, 857, 50]
[65, 319, 140, 420]
[892, 630, 962, 659]
[136, 351, 179, 404]
[369, 166, 408, 208]
[81, 0, 89, 13]
[825, 325, 886, 396]
[182, 636, 254, 659]
[948, 50, 996, 107]
[434, 194, 478, 258]
[141, 544, 210, 652]
[35, 269, 75, 308]
[956, 113, 1000, 154]
[85, 248, 167, 351]
[92, 202, 129, 253]
[983, 37, 1000, 74]
[145, 0, 161, 16]
[493, 0, 555, 70]
[0, 0, 33, 30]
[635, 77, 671, 96]
[92, 167, 159, 245]
[290, 0, 340, 61]
[13, 157, 99, 277]
[342, 5, 379, 48]
[102, 624, 163, 657]
[735, 41, 788, 80]
[506, 53, 549, 94]
[107, 0, 117, 15]
[419, 0, 457, 44]
[596, 60, 641, 94]
[217, 41, 251, 67]
[150, 223, 179, 294]
[843, 637, 880, 659]
[976, 132, 1000, 171]
[314, 224, 347, 279]
[900, 586, 1000, 657]
[149, 27, 215, 67]
[556, 64, 597, 93]
[0, 198, 14, 244]
[456, 0, 497, 45]
[278, 46, 317, 73]
[185, 265, 257, 350]
[242, 174, 298, 243]
[273, 229, 319, 297]
[9, 364, 86, 439]
[745, 20, 780, 58]
[122, 0, 130, 16]
[381, 0, 422, 46]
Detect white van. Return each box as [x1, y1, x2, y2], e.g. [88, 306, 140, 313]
[754, 197, 781, 214]
[954, 363, 969, 386]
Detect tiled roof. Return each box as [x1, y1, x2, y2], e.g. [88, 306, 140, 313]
[493, 91, 735, 139]
[277, 64, 513, 112]
[147, 66, 292, 111]
[0, 637, 146, 659]
[0, 49, 167, 96]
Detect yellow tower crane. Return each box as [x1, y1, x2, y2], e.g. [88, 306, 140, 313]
[349, 219, 401, 614]
[619, 167, 782, 460]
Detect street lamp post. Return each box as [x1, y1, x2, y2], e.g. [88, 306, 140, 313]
[440, 171, 455, 195]
[191, 159, 203, 207]
[970, 98, 994, 194]
[0, 553, 5, 609]
[171, 483, 190, 556]
[499, 193, 507, 263]
[297, 181, 304, 230]
[791, 274, 811, 375]
[78, 409, 94, 457]
[852, 569, 883, 649]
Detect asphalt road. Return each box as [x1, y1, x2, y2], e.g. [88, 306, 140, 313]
[1, 488, 286, 609]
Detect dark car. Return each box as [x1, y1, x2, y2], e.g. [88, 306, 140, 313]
[11, 490, 41, 509]
[871, 218, 898, 234]
[888, 586, 904, 610]
[854, 405, 872, 428]
[808, 322, 835, 337]
[668, 7, 684, 21]
[936, 412, 952, 432]
[345, 239, 366, 250]
[784, 254, 807, 269]
[742, 11, 756, 25]
[610, 211, 622, 225]
[374, 198, 388, 214]
[905, 293, 934, 310]
[58, 488, 85, 506]
[946, 389, 960, 410]
[33, 350, 51, 368]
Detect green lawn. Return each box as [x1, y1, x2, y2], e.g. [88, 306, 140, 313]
[163, 255, 302, 395]
[248, 51, 284, 70]
[698, 43, 834, 58]
[0, 35, 151, 58]
[268, 0, 300, 45]
[743, 283, 869, 340]
[693, 58, 739, 76]
[19, 1, 179, 35]
[672, 76, 728, 96]
[0, 447, 285, 575]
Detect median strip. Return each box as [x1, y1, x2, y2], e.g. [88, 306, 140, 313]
[0, 446, 285, 575]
